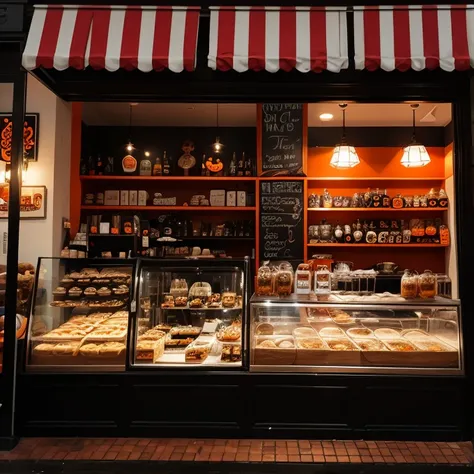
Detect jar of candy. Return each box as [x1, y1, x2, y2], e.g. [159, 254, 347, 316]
[256, 266, 274, 296]
[401, 270, 418, 299]
[419, 269, 437, 299]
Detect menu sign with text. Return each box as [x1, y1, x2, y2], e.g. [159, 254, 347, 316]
[259, 180, 304, 261]
[261, 103, 304, 176]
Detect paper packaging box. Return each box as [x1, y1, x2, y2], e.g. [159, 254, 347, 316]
[99, 222, 110, 234]
[104, 190, 120, 206]
[129, 190, 138, 206]
[138, 190, 147, 206]
[226, 191, 236, 207]
[210, 189, 226, 207]
[120, 190, 129, 206]
[237, 191, 247, 207]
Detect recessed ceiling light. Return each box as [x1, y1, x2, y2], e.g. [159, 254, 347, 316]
[319, 113, 334, 121]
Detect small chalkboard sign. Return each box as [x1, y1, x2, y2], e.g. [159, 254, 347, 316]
[260, 103, 304, 177]
[259, 180, 304, 262]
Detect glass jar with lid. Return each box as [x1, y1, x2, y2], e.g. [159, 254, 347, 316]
[256, 266, 273, 296]
[276, 263, 293, 297]
[419, 269, 437, 299]
[295, 263, 312, 295]
[401, 269, 418, 299]
[170, 278, 188, 298]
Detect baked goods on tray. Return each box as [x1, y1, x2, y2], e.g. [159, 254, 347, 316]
[257, 339, 277, 349]
[221, 344, 241, 362]
[355, 339, 386, 351]
[139, 329, 166, 341]
[216, 325, 240, 342]
[185, 340, 211, 362]
[165, 337, 194, 348]
[374, 328, 401, 340]
[331, 312, 355, 325]
[384, 339, 417, 352]
[325, 339, 357, 351]
[154, 324, 172, 333]
[347, 327, 374, 339]
[169, 326, 201, 338]
[256, 323, 274, 336]
[401, 330, 431, 341]
[412, 340, 454, 352]
[318, 327, 344, 338]
[278, 340, 294, 348]
[136, 340, 164, 363]
[297, 338, 326, 350]
[293, 327, 316, 337]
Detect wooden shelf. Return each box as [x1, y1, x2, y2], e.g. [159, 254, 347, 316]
[88, 234, 134, 237]
[308, 207, 448, 212]
[307, 243, 448, 248]
[307, 177, 445, 182]
[81, 205, 256, 211]
[80, 175, 256, 182]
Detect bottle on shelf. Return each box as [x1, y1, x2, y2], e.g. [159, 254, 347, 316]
[87, 156, 95, 176]
[229, 152, 237, 177]
[237, 152, 245, 177]
[244, 154, 252, 176]
[96, 155, 104, 175]
[153, 154, 162, 176]
[201, 154, 207, 176]
[162, 151, 170, 176]
[80, 157, 88, 176]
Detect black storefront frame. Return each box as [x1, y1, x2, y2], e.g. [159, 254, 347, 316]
[8, 2, 474, 442]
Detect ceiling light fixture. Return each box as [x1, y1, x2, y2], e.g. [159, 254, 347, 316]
[400, 104, 431, 168]
[330, 104, 360, 169]
[212, 103, 223, 154]
[319, 113, 334, 122]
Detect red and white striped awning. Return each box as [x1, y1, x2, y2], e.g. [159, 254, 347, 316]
[22, 5, 200, 72]
[208, 6, 348, 73]
[354, 5, 474, 72]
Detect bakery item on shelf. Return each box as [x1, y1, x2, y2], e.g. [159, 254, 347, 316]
[189, 298, 203, 308]
[110, 310, 128, 319]
[52, 342, 80, 356]
[169, 326, 201, 338]
[93, 278, 111, 285]
[33, 343, 56, 355]
[174, 297, 187, 307]
[84, 287, 97, 297]
[326, 339, 357, 351]
[97, 287, 112, 297]
[332, 312, 355, 325]
[88, 312, 112, 321]
[113, 287, 129, 296]
[355, 339, 386, 351]
[154, 324, 172, 333]
[53, 287, 67, 301]
[319, 327, 344, 338]
[257, 339, 277, 348]
[221, 292, 237, 308]
[185, 341, 211, 362]
[79, 343, 101, 357]
[209, 293, 221, 304]
[256, 323, 274, 336]
[278, 340, 295, 348]
[207, 301, 221, 309]
[139, 329, 166, 341]
[216, 325, 240, 342]
[221, 343, 242, 362]
[60, 278, 74, 288]
[99, 342, 126, 356]
[165, 337, 194, 348]
[68, 287, 83, 297]
[384, 340, 417, 352]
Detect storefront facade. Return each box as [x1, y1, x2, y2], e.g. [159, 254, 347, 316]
[0, 0, 473, 447]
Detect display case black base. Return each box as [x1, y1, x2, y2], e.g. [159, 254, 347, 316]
[0, 436, 19, 451]
[0, 461, 472, 474]
[16, 372, 469, 441]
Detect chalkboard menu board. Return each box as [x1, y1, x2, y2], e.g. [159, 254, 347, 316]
[261, 103, 304, 176]
[259, 180, 304, 262]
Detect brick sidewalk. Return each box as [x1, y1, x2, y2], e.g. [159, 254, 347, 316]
[0, 438, 473, 465]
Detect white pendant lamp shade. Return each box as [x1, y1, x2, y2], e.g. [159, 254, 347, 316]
[330, 145, 360, 169]
[330, 104, 360, 169]
[400, 144, 431, 168]
[401, 104, 431, 168]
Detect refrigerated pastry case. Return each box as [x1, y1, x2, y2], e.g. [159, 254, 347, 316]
[26, 257, 136, 372]
[250, 294, 462, 375]
[130, 257, 250, 368]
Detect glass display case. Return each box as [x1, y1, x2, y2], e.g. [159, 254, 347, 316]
[130, 258, 249, 368]
[250, 294, 462, 375]
[26, 258, 135, 371]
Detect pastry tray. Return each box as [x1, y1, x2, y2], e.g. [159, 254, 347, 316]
[253, 336, 296, 365]
[84, 327, 128, 341]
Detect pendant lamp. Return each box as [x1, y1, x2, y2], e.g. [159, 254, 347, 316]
[400, 104, 431, 168]
[212, 103, 223, 154]
[330, 104, 360, 169]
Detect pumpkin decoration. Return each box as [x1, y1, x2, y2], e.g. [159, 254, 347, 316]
[371, 194, 381, 207]
[391, 195, 405, 209]
[122, 155, 137, 173]
[206, 157, 224, 175]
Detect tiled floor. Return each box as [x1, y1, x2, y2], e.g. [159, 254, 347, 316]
[0, 438, 473, 465]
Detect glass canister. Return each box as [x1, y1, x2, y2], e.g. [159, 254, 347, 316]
[295, 263, 312, 295]
[170, 278, 188, 298]
[275, 265, 293, 297]
[401, 269, 418, 299]
[314, 265, 331, 295]
[419, 269, 437, 299]
[256, 265, 274, 296]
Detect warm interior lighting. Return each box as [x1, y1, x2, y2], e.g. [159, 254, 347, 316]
[330, 145, 360, 169]
[400, 144, 431, 168]
[319, 113, 334, 121]
[330, 104, 360, 169]
[144, 151, 150, 157]
[125, 142, 135, 153]
[213, 137, 222, 154]
[401, 104, 431, 168]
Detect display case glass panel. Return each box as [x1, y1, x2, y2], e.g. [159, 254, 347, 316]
[250, 295, 462, 375]
[132, 259, 248, 368]
[27, 258, 135, 371]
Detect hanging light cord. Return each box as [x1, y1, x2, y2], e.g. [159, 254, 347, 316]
[340, 103, 347, 144]
[128, 105, 133, 143]
[411, 105, 417, 143]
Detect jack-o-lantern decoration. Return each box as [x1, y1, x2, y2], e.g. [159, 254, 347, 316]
[206, 157, 224, 174]
[391, 195, 405, 209]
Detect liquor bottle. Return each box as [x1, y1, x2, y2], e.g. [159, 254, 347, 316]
[153, 154, 162, 176]
[104, 156, 114, 175]
[80, 157, 88, 176]
[201, 154, 207, 176]
[96, 155, 104, 175]
[229, 152, 237, 177]
[244, 154, 252, 176]
[237, 152, 245, 177]
[87, 156, 95, 175]
[334, 221, 343, 243]
[162, 151, 170, 176]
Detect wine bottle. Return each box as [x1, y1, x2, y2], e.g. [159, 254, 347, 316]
[229, 152, 237, 177]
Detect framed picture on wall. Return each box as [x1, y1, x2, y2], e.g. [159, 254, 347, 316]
[0, 113, 40, 162]
[0, 185, 47, 219]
